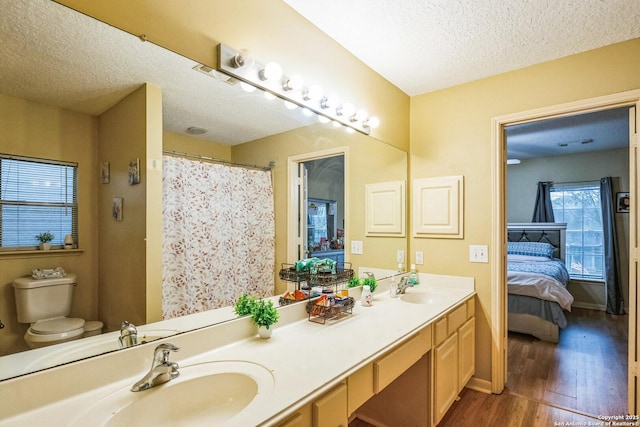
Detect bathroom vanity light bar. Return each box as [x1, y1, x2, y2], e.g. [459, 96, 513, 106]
[216, 43, 379, 135]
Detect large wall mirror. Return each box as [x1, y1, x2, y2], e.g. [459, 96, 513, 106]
[0, 0, 407, 380]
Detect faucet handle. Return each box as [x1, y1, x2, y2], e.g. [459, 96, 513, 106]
[154, 343, 180, 363]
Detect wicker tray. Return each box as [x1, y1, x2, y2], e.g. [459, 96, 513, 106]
[279, 262, 354, 287]
[306, 296, 355, 324]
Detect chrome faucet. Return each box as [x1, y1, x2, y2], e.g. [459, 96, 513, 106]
[119, 321, 138, 348]
[396, 277, 413, 295]
[131, 343, 180, 392]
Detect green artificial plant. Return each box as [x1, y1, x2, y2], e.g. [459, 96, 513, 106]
[36, 231, 54, 243]
[362, 277, 378, 293]
[234, 293, 256, 316]
[251, 298, 279, 329]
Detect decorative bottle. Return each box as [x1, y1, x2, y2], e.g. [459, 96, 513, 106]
[361, 285, 373, 307]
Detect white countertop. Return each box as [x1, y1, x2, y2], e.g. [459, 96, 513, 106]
[0, 273, 474, 426]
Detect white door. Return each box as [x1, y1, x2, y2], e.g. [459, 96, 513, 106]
[298, 162, 308, 260]
[629, 104, 639, 414]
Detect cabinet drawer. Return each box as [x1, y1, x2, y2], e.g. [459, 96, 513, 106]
[447, 304, 467, 336]
[347, 363, 374, 415]
[434, 316, 448, 346]
[313, 382, 347, 427]
[374, 326, 431, 393]
[466, 298, 475, 319]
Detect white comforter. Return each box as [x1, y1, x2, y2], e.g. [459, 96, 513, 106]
[508, 271, 574, 311]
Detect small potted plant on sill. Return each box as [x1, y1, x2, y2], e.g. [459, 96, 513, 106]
[36, 232, 54, 250]
[251, 298, 279, 339]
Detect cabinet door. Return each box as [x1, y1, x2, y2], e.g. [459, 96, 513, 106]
[458, 318, 475, 391]
[434, 332, 458, 424]
[313, 382, 348, 427]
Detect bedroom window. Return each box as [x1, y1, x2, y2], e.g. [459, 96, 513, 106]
[550, 183, 604, 281]
[0, 154, 78, 250]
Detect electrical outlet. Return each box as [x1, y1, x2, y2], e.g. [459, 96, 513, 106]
[397, 250, 405, 264]
[469, 245, 488, 263]
[351, 240, 363, 255]
[415, 251, 424, 265]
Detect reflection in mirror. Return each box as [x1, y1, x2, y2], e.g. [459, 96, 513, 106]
[0, 0, 407, 381]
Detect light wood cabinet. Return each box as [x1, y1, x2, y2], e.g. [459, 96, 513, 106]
[278, 296, 475, 427]
[278, 405, 311, 427]
[458, 318, 475, 390]
[347, 364, 374, 416]
[434, 332, 459, 423]
[374, 326, 431, 393]
[276, 383, 346, 427]
[313, 382, 348, 427]
[433, 298, 475, 425]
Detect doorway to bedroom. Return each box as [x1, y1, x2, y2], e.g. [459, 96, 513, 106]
[500, 101, 634, 418]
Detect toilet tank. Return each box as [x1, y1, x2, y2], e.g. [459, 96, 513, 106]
[13, 274, 77, 323]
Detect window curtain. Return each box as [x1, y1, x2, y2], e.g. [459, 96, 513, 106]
[162, 156, 275, 319]
[600, 177, 624, 314]
[531, 181, 555, 222]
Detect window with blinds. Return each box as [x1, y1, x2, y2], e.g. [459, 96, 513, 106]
[0, 154, 78, 250]
[550, 182, 604, 281]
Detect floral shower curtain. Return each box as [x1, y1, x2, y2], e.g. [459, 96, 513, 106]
[162, 156, 275, 319]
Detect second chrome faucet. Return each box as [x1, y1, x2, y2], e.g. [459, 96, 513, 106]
[131, 343, 180, 392]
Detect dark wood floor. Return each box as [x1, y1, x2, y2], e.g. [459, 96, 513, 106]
[440, 308, 628, 427]
[352, 308, 629, 427]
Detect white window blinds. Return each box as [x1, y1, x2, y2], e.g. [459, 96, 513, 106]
[0, 154, 78, 250]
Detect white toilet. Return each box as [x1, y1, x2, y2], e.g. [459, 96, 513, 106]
[13, 274, 103, 349]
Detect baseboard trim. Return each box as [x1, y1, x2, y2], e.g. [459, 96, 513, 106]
[465, 376, 492, 394]
[571, 302, 606, 311]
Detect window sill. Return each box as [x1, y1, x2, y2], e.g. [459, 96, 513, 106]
[569, 278, 605, 285]
[0, 249, 84, 258]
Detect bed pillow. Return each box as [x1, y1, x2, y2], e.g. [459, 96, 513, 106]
[507, 241, 554, 258]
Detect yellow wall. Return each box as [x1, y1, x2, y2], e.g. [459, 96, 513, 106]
[144, 83, 164, 323]
[233, 124, 408, 293]
[410, 38, 640, 384]
[54, 0, 410, 152]
[0, 93, 99, 355]
[163, 132, 232, 160]
[98, 84, 163, 331]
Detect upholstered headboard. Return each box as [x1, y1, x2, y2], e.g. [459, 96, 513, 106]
[507, 222, 567, 262]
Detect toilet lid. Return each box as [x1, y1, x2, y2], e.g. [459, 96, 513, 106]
[31, 317, 85, 334]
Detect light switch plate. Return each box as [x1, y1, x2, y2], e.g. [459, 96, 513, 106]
[351, 240, 363, 255]
[397, 250, 405, 263]
[415, 251, 424, 265]
[469, 245, 488, 263]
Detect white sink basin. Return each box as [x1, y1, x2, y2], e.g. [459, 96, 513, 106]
[70, 361, 274, 427]
[400, 290, 453, 305]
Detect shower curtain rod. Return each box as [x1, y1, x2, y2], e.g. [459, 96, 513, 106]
[162, 150, 274, 171]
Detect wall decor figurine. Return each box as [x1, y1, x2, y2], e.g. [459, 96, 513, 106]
[100, 161, 110, 184]
[617, 192, 630, 213]
[112, 197, 123, 221]
[128, 158, 140, 185]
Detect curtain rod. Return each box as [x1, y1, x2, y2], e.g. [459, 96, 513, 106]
[551, 179, 600, 187]
[162, 150, 274, 171]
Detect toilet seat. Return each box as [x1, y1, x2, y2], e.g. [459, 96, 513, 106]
[24, 317, 85, 348]
[31, 317, 85, 334]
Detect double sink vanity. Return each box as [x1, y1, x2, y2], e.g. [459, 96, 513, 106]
[0, 273, 474, 426]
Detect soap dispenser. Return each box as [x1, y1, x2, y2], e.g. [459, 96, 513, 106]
[390, 263, 404, 298]
[408, 264, 420, 285]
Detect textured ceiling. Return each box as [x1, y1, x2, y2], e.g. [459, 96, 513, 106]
[283, 0, 640, 96]
[2, 0, 637, 154]
[0, 0, 315, 146]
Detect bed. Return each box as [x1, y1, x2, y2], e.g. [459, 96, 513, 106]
[507, 222, 574, 343]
